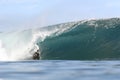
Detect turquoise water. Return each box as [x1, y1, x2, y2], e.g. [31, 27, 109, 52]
[39, 18, 120, 60]
[0, 60, 120, 80]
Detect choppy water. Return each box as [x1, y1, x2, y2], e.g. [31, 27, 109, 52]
[0, 60, 120, 80]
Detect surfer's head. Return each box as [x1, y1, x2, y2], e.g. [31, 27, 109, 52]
[37, 50, 39, 52]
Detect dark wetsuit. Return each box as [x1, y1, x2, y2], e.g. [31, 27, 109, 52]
[33, 52, 40, 60]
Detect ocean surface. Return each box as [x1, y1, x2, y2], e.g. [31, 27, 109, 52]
[0, 60, 120, 80]
[0, 18, 120, 79]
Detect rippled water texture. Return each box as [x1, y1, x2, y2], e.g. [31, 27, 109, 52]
[0, 60, 120, 80]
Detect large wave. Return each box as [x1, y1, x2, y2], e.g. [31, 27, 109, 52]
[0, 18, 120, 61]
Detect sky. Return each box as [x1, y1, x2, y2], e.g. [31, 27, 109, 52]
[0, 0, 120, 32]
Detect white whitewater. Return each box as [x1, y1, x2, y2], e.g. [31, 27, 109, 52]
[0, 23, 76, 61]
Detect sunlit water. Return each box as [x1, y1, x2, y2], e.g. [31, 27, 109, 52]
[0, 60, 120, 80]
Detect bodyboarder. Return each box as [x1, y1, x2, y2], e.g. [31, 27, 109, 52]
[33, 50, 40, 60]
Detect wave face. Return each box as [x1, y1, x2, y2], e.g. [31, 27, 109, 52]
[0, 18, 120, 61]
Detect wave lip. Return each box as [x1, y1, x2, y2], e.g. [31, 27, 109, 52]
[1, 18, 120, 61]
